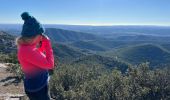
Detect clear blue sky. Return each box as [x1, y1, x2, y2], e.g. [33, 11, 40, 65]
[0, 0, 170, 26]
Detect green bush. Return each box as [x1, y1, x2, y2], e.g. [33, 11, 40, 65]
[49, 63, 170, 100]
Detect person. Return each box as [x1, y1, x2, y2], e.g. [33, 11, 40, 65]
[16, 12, 54, 100]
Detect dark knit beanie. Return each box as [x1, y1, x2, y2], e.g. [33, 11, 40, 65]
[21, 12, 45, 37]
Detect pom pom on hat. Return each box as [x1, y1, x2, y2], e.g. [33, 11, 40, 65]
[21, 12, 31, 21]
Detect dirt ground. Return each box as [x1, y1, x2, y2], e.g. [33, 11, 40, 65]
[0, 63, 25, 99]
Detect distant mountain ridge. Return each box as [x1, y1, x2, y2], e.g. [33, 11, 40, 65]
[70, 41, 106, 51]
[72, 54, 129, 72]
[45, 28, 102, 43]
[1, 24, 170, 37]
[52, 43, 85, 63]
[44, 24, 170, 36]
[114, 44, 170, 67]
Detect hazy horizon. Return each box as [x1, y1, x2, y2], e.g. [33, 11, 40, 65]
[0, 23, 170, 27]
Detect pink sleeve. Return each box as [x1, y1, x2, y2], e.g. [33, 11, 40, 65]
[25, 40, 54, 69]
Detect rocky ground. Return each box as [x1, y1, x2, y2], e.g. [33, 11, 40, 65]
[0, 63, 25, 100]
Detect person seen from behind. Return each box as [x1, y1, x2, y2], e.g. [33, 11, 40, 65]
[16, 12, 54, 100]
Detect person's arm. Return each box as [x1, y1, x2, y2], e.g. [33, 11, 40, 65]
[25, 38, 54, 69]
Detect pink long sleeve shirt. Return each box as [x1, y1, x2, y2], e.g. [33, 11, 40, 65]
[17, 38, 54, 92]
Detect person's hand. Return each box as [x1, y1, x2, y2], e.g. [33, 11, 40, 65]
[48, 69, 54, 75]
